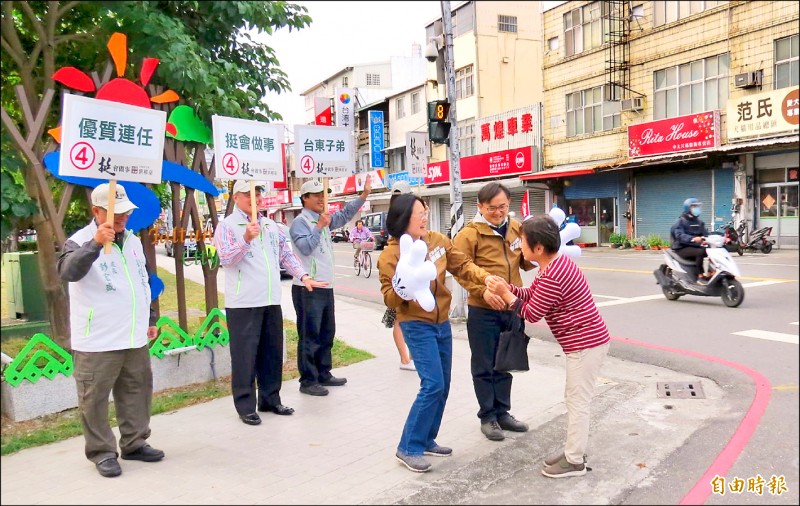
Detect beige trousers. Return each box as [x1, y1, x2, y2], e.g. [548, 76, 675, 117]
[73, 346, 153, 463]
[564, 342, 609, 465]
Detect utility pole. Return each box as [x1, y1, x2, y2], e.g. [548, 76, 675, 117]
[440, 0, 467, 319]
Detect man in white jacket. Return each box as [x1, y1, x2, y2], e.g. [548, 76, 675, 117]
[58, 183, 164, 478]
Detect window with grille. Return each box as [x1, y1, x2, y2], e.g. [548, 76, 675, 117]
[566, 85, 621, 137]
[396, 97, 405, 119]
[458, 121, 476, 156]
[563, 2, 609, 57]
[411, 92, 421, 114]
[456, 65, 474, 100]
[498, 15, 517, 33]
[653, 53, 729, 119]
[653, 1, 726, 27]
[775, 35, 799, 90]
[366, 73, 381, 86]
[342, 76, 349, 87]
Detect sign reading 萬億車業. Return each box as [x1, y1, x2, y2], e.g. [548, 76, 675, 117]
[293, 125, 354, 178]
[59, 94, 166, 183]
[726, 86, 799, 140]
[211, 115, 285, 181]
[368, 110, 385, 169]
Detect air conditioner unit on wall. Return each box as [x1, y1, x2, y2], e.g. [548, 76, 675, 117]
[734, 71, 762, 88]
[621, 97, 644, 112]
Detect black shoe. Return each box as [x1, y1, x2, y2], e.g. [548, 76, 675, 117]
[299, 383, 329, 396]
[96, 457, 122, 478]
[319, 376, 347, 387]
[120, 444, 165, 462]
[498, 414, 529, 432]
[238, 412, 262, 425]
[259, 404, 295, 416]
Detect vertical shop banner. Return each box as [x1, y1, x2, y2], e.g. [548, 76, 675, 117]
[405, 131, 430, 178]
[521, 190, 530, 219]
[59, 94, 166, 183]
[368, 110, 385, 168]
[314, 97, 332, 126]
[211, 115, 285, 181]
[334, 87, 356, 130]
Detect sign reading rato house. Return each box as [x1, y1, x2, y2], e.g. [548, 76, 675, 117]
[424, 146, 536, 185]
[628, 111, 720, 158]
[59, 94, 166, 183]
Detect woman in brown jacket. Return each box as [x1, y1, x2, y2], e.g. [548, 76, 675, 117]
[378, 193, 490, 473]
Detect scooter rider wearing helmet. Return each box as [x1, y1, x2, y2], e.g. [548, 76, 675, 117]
[670, 198, 711, 280]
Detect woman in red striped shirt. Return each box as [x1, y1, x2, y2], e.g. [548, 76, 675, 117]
[486, 215, 610, 479]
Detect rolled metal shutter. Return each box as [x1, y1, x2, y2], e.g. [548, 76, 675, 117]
[712, 168, 735, 230]
[635, 171, 712, 241]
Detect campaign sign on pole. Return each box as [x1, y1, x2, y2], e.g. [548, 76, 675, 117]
[59, 94, 166, 184]
[334, 87, 356, 129]
[314, 97, 332, 126]
[293, 125, 355, 178]
[405, 131, 430, 178]
[211, 115, 285, 181]
[368, 110, 385, 169]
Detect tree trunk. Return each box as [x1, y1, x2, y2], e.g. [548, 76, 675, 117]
[32, 213, 71, 349]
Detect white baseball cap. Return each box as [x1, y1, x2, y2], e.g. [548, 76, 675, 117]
[232, 180, 265, 194]
[91, 183, 138, 214]
[300, 179, 331, 196]
[392, 180, 412, 194]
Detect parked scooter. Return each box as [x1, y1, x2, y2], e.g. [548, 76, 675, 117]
[653, 234, 745, 307]
[740, 224, 775, 254]
[716, 220, 743, 256]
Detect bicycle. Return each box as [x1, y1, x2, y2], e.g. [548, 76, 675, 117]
[352, 241, 374, 278]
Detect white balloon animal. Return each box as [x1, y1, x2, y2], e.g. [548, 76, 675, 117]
[391, 234, 438, 312]
[548, 206, 582, 259]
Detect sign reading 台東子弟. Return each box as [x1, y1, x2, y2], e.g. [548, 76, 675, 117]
[293, 125, 354, 178]
[628, 111, 720, 158]
[727, 86, 799, 140]
[406, 131, 429, 178]
[211, 115, 284, 181]
[368, 110, 385, 168]
[334, 87, 355, 129]
[59, 94, 166, 183]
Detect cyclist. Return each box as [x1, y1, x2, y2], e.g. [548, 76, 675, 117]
[349, 219, 374, 260]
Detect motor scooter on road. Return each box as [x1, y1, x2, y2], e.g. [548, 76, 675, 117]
[740, 224, 775, 254]
[653, 234, 745, 307]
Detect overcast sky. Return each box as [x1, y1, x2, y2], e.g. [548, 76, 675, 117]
[255, 1, 564, 128]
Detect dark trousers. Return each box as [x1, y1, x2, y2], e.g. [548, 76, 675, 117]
[73, 346, 153, 463]
[466, 305, 514, 423]
[675, 246, 707, 273]
[226, 305, 284, 415]
[292, 285, 336, 387]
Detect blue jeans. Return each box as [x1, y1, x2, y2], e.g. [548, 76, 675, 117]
[397, 320, 452, 456]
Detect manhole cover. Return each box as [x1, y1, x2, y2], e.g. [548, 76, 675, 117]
[656, 381, 706, 399]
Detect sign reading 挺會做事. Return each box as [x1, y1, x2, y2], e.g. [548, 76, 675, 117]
[293, 125, 355, 178]
[368, 110, 385, 169]
[58, 94, 166, 183]
[727, 86, 799, 140]
[334, 87, 355, 130]
[211, 115, 284, 181]
[406, 131, 430, 178]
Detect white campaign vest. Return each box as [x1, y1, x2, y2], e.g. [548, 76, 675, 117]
[221, 212, 283, 308]
[68, 222, 151, 352]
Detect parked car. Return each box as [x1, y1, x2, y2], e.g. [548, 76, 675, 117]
[362, 211, 389, 250]
[331, 227, 350, 243]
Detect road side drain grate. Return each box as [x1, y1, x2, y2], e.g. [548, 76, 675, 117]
[656, 381, 706, 399]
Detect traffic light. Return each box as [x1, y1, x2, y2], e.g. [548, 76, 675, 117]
[427, 100, 451, 145]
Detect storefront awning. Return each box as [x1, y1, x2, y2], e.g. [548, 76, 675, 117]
[381, 143, 406, 152]
[519, 166, 596, 181]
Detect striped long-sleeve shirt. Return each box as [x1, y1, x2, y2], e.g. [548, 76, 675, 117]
[510, 254, 609, 354]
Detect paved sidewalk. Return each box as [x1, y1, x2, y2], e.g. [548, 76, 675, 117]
[0, 256, 730, 505]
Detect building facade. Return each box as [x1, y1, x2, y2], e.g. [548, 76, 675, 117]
[536, 0, 799, 247]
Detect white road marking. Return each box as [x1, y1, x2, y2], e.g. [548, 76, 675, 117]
[593, 294, 626, 300]
[740, 280, 789, 288]
[790, 322, 798, 326]
[731, 330, 799, 345]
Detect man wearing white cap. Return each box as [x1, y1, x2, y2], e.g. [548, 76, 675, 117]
[289, 177, 371, 396]
[214, 180, 327, 426]
[58, 182, 164, 478]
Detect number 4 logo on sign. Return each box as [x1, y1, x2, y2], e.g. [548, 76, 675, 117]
[222, 153, 239, 176]
[70, 142, 96, 170]
[300, 155, 315, 175]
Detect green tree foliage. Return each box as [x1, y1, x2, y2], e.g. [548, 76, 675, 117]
[1, 133, 37, 241]
[105, 1, 311, 122]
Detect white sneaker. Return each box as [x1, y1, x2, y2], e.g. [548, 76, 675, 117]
[399, 361, 416, 371]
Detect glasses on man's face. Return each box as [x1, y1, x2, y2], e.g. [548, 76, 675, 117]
[485, 204, 509, 213]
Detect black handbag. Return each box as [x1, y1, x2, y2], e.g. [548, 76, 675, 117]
[494, 300, 530, 373]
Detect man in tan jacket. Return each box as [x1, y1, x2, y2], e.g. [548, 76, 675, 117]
[453, 182, 535, 441]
